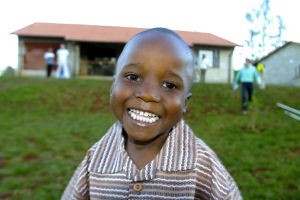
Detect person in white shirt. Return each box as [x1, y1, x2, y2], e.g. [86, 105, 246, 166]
[200, 54, 209, 83]
[56, 44, 70, 78]
[193, 55, 201, 83]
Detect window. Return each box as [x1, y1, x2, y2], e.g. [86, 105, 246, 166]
[198, 49, 219, 68]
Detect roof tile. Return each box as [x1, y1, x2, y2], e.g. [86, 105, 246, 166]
[13, 22, 237, 47]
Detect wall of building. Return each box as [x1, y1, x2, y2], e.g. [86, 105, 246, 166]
[205, 48, 233, 83]
[18, 37, 64, 77]
[262, 43, 300, 85]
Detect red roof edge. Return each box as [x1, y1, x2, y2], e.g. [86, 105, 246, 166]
[13, 22, 238, 47]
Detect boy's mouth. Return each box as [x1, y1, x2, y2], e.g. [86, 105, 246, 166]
[128, 108, 160, 124]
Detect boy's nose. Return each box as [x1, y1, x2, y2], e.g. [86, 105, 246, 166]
[135, 82, 161, 102]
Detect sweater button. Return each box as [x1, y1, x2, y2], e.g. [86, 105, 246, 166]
[133, 182, 143, 192]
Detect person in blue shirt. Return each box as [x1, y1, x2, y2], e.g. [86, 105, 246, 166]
[233, 58, 261, 114]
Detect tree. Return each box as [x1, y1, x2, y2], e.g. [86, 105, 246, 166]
[245, 0, 285, 59]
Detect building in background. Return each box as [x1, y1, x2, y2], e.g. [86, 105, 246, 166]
[13, 23, 237, 83]
[254, 42, 300, 86]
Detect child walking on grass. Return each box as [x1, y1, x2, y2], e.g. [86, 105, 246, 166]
[62, 28, 242, 199]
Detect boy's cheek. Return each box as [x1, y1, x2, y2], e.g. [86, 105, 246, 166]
[110, 86, 130, 104]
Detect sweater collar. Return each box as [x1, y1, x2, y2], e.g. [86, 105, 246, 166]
[89, 120, 196, 181]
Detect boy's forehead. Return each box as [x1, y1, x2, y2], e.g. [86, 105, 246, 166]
[129, 31, 185, 51]
[121, 31, 192, 64]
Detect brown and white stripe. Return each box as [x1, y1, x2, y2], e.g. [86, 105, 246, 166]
[62, 120, 242, 200]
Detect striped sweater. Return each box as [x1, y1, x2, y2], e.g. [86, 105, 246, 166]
[62, 120, 242, 199]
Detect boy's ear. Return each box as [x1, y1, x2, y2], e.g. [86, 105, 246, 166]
[110, 77, 116, 96]
[183, 92, 192, 114]
[109, 79, 116, 105]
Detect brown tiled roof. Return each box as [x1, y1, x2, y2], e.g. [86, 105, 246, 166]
[13, 22, 237, 47]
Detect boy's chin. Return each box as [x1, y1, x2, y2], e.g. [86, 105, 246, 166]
[123, 125, 171, 145]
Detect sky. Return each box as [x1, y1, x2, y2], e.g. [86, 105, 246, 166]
[0, 0, 299, 72]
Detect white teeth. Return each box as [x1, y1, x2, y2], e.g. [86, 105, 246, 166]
[128, 109, 159, 124]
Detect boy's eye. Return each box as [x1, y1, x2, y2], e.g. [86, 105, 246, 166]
[125, 73, 140, 81]
[162, 81, 177, 90]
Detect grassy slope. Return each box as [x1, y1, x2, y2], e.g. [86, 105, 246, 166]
[0, 77, 299, 199]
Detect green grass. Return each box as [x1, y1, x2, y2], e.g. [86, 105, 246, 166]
[0, 77, 299, 199]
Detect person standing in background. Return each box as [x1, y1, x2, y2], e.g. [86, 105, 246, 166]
[56, 44, 70, 78]
[200, 54, 209, 83]
[233, 58, 261, 114]
[194, 55, 201, 83]
[44, 48, 55, 77]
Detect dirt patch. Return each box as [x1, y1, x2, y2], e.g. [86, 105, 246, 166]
[201, 107, 222, 114]
[0, 156, 6, 168]
[88, 95, 110, 113]
[0, 157, 6, 184]
[202, 95, 212, 102]
[22, 153, 40, 161]
[252, 167, 270, 174]
[0, 193, 14, 200]
[290, 147, 300, 155]
[240, 124, 264, 133]
[286, 184, 298, 191]
[226, 109, 239, 115]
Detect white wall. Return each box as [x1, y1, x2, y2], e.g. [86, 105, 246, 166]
[263, 43, 300, 85]
[206, 49, 233, 83]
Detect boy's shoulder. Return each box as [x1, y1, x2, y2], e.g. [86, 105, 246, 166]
[85, 122, 124, 173]
[193, 137, 242, 199]
[194, 137, 225, 167]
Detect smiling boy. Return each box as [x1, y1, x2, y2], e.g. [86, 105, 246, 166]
[62, 28, 242, 199]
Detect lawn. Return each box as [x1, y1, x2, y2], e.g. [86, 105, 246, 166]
[0, 77, 299, 199]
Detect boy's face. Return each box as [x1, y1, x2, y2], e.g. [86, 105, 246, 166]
[110, 32, 192, 144]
